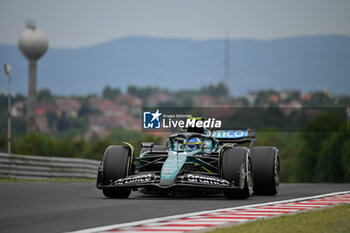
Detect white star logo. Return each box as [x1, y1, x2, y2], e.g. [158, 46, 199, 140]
[151, 109, 162, 122]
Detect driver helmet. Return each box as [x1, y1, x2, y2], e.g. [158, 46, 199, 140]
[187, 137, 201, 150]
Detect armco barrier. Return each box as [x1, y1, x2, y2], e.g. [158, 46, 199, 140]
[0, 153, 100, 179]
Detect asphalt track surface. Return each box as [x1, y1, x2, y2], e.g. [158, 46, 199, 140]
[0, 183, 350, 233]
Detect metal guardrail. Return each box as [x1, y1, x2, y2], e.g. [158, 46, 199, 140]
[0, 153, 100, 179]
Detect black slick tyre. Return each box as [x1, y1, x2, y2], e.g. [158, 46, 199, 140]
[251, 146, 280, 195]
[221, 146, 253, 199]
[101, 146, 131, 198]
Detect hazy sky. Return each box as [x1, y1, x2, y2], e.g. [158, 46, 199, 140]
[1, 0, 350, 48]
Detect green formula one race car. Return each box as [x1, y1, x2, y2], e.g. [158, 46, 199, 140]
[96, 125, 280, 199]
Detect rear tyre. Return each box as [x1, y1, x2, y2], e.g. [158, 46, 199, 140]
[221, 147, 253, 199]
[101, 146, 132, 198]
[251, 146, 280, 195]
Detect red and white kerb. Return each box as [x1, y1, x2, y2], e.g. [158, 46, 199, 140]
[69, 191, 350, 233]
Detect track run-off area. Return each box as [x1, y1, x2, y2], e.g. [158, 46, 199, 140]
[0, 183, 350, 233]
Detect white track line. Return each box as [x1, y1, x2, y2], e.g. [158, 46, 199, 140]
[66, 190, 350, 233]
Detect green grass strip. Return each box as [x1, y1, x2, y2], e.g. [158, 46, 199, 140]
[208, 204, 350, 233]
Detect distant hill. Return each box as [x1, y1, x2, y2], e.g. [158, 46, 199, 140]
[0, 35, 349, 96]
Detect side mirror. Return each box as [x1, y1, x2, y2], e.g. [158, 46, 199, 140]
[141, 142, 154, 152]
[166, 140, 171, 150]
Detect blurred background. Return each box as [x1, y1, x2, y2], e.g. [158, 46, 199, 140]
[0, 0, 349, 182]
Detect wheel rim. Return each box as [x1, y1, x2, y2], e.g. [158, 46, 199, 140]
[247, 160, 253, 195]
[274, 155, 280, 191]
[126, 156, 130, 176]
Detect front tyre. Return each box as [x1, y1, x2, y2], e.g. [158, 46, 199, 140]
[221, 147, 253, 199]
[101, 146, 132, 198]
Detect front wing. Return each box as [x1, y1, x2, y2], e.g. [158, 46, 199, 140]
[97, 172, 240, 191]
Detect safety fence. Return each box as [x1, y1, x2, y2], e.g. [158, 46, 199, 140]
[0, 153, 99, 179]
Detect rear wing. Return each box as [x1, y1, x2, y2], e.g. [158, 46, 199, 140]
[212, 129, 256, 145]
